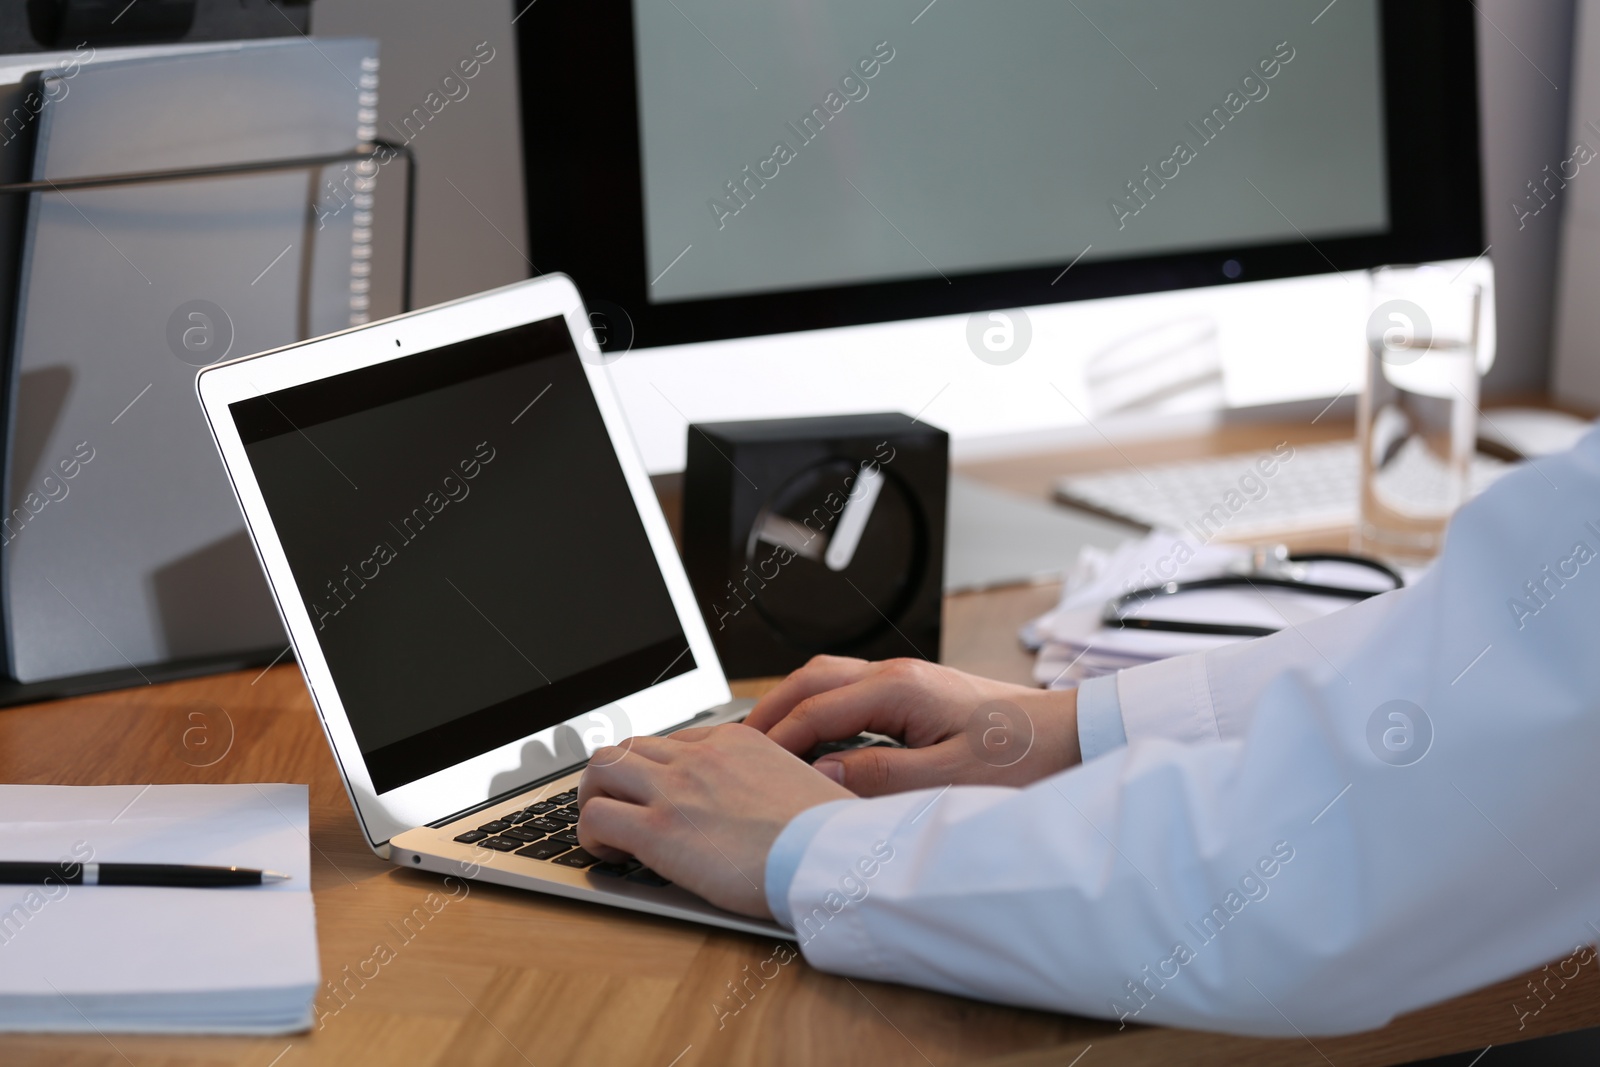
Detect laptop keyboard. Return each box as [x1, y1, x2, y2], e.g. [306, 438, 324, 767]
[451, 790, 670, 886]
[447, 734, 901, 887]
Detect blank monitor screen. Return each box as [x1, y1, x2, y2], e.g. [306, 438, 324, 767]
[518, 1, 1480, 350]
[632, 0, 1387, 305]
[229, 319, 694, 793]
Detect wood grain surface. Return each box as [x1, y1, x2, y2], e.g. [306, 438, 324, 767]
[3, 420, 1594, 1066]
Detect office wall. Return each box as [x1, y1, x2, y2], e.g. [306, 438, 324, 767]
[310, 0, 530, 315]
[1478, 0, 1578, 397]
[1553, 0, 1600, 409]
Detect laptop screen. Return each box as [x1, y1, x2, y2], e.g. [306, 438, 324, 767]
[229, 317, 695, 794]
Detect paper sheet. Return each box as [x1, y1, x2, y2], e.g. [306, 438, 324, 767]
[0, 784, 318, 1032]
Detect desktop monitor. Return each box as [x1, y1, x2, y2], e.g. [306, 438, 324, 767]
[514, 0, 1482, 471]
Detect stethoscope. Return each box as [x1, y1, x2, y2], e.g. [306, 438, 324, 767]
[1101, 545, 1406, 638]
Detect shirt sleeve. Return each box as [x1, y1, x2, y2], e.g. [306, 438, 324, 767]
[764, 798, 852, 929]
[1074, 673, 1128, 761]
[772, 428, 1600, 1035]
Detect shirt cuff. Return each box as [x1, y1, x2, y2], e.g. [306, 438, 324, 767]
[1115, 650, 1222, 746]
[764, 798, 855, 929]
[1075, 674, 1127, 761]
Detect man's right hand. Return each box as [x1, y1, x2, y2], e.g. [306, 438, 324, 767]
[743, 655, 1082, 796]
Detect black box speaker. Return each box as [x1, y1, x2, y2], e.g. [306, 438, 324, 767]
[682, 412, 947, 679]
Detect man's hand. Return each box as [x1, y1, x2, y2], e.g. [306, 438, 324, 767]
[576, 723, 852, 918]
[745, 656, 1082, 795]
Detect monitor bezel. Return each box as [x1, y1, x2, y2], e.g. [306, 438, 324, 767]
[196, 275, 732, 850]
[514, 0, 1481, 351]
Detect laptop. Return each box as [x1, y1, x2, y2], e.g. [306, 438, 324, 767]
[197, 274, 787, 939]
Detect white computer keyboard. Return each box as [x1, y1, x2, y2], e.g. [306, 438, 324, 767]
[1054, 439, 1511, 540]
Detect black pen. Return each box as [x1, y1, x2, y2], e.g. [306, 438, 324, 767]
[0, 862, 290, 887]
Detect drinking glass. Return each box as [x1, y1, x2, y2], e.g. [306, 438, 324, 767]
[1356, 265, 1484, 563]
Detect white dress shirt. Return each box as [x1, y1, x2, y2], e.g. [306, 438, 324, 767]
[764, 426, 1600, 1036]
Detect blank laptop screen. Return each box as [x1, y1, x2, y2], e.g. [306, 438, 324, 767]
[230, 317, 694, 794]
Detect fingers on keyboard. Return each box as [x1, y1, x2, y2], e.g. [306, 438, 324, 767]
[458, 799, 665, 884]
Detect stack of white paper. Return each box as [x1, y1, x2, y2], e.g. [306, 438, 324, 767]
[0, 784, 318, 1034]
[1022, 530, 1407, 689]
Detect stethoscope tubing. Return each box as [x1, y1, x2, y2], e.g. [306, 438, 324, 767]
[1102, 552, 1405, 638]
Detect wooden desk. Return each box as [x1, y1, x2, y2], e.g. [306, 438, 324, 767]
[4, 421, 1596, 1067]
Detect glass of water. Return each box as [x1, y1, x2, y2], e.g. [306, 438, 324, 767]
[1356, 265, 1484, 563]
